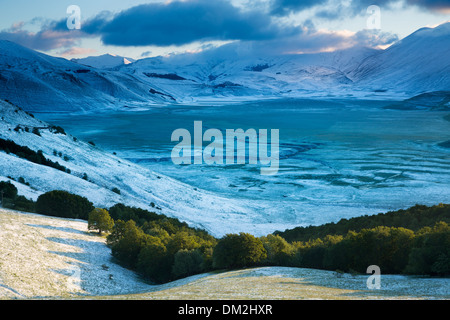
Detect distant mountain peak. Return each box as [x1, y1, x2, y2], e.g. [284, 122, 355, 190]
[71, 54, 135, 69]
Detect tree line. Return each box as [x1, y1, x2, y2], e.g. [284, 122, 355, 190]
[1, 185, 449, 283]
[0, 138, 69, 173]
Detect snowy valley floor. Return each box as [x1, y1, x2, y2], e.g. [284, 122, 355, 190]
[0, 209, 449, 300]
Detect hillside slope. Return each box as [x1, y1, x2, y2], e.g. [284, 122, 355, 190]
[0, 99, 300, 237]
[1, 209, 448, 299]
[0, 209, 153, 298]
[349, 22, 450, 95]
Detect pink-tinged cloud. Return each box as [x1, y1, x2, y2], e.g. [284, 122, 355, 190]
[59, 47, 97, 57]
[0, 23, 82, 51]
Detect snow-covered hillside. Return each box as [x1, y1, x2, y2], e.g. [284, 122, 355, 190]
[117, 45, 379, 103]
[1, 22, 449, 112]
[2, 209, 448, 299]
[349, 22, 450, 95]
[0, 99, 302, 237]
[0, 209, 154, 298]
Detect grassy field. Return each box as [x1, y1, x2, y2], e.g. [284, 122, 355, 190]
[0, 209, 448, 300]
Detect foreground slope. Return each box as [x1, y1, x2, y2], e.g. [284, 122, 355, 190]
[0, 209, 152, 298]
[1, 209, 449, 300]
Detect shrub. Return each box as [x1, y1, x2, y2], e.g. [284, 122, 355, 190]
[49, 125, 66, 135]
[0, 181, 18, 199]
[212, 233, 267, 269]
[36, 190, 94, 220]
[172, 249, 204, 278]
[32, 128, 41, 136]
[0, 138, 68, 173]
[12, 195, 35, 212]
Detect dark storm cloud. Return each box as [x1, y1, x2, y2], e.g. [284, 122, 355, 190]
[91, 0, 298, 47]
[271, 0, 450, 17]
[270, 0, 329, 16]
[407, 0, 450, 11]
[0, 0, 402, 53]
[191, 25, 399, 58]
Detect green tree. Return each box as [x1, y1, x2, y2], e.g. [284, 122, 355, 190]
[107, 219, 127, 246]
[405, 222, 450, 276]
[88, 208, 114, 235]
[111, 220, 151, 268]
[260, 234, 295, 265]
[322, 227, 415, 273]
[212, 233, 267, 269]
[172, 249, 204, 279]
[137, 236, 169, 283]
[166, 231, 201, 255]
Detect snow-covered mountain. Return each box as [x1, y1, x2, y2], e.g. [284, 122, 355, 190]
[117, 46, 379, 103]
[0, 22, 450, 112]
[0, 41, 172, 112]
[72, 54, 135, 69]
[349, 22, 450, 95]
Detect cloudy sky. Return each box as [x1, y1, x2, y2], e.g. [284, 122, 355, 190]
[0, 0, 449, 60]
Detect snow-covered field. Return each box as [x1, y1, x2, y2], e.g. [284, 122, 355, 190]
[0, 209, 154, 298]
[38, 98, 450, 237]
[119, 267, 450, 300]
[1, 209, 448, 300]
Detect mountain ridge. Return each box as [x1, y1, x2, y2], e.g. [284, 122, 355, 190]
[0, 22, 449, 112]
[71, 53, 135, 69]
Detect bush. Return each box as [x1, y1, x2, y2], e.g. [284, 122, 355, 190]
[32, 128, 41, 136]
[49, 125, 66, 135]
[12, 195, 35, 212]
[0, 181, 18, 199]
[36, 190, 94, 220]
[109, 203, 161, 226]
